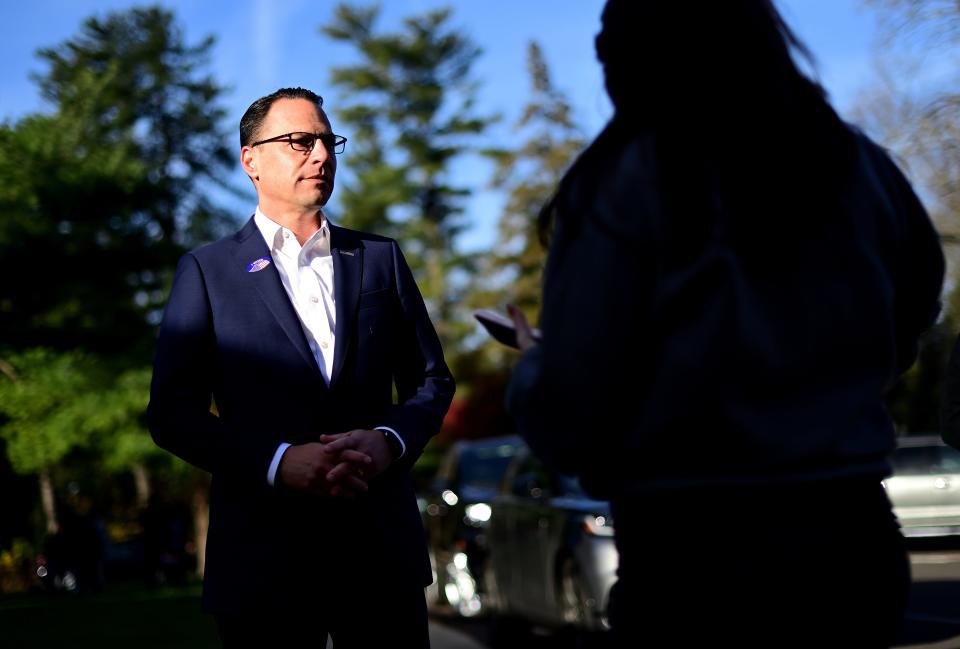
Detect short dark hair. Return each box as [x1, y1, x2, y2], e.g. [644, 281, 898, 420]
[239, 87, 324, 147]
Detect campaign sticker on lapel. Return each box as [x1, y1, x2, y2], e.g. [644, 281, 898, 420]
[246, 257, 272, 273]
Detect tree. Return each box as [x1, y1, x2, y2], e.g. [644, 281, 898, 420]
[36, 6, 236, 248]
[857, 0, 960, 432]
[84, 366, 210, 576]
[320, 3, 498, 348]
[441, 43, 587, 441]
[0, 109, 149, 354]
[468, 42, 587, 370]
[84, 367, 160, 508]
[0, 350, 102, 534]
[0, 6, 235, 357]
[866, 0, 960, 43]
[0, 6, 232, 570]
[860, 0, 960, 241]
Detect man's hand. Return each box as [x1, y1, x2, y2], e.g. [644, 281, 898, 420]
[276, 442, 372, 498]
[319, 429, 394, 480]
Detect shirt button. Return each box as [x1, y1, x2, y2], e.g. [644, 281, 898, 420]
[310, 296, 319, 303]
[283, 231, 290, 238]
[320, 341, 329, 349]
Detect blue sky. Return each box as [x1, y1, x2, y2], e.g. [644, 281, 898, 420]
[0, 0, 885, 250]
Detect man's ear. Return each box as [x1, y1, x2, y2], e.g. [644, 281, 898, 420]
[240, 146, 259, 180]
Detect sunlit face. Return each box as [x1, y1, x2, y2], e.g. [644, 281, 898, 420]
[241, 98, 337, 213]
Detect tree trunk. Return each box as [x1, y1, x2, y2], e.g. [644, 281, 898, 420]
[131, 462, 150, 508]
[191, 475, 210, 578]
[39, 468, 58, 534]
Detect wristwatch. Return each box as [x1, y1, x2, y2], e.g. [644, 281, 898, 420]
[382, 429, 403, 459]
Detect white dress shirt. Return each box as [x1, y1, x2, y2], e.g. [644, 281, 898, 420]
[255, 207, 337, 382]
[253, 209, 405, 486]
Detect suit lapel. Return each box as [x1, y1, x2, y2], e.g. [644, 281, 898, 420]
[331, 225, 361, 387]
[232, 217, 323, 378]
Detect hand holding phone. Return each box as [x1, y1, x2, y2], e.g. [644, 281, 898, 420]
[473, 308, 542, 349]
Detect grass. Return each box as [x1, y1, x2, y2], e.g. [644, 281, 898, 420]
[0, 581, 220, 648]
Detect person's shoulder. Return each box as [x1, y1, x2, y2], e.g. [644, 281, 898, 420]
[845, 123, 920, 202]
[846, 124, 904, 179]
[586, 130, 660, 238]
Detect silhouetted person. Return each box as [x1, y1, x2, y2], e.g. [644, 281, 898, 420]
[506, 1, 944, 647]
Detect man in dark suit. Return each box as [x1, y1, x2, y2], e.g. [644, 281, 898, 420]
[147, 87, 454, 647]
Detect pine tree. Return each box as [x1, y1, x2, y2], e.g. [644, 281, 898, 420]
[321, 3, 497, 348]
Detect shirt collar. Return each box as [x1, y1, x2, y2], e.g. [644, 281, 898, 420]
[254, 207, 333, 261]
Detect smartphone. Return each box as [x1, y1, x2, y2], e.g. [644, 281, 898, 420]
[473, 309, 542, 349]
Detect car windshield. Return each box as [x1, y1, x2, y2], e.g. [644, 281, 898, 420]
[891, 445, 960, 476]
[458, 443, 520, 487]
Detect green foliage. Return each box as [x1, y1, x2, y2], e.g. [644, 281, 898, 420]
[86, 367, 172, 474]
[321, 3, 498, 349]
[0, 349, 103, 475]
[463, 42, 586, 376]
[0, 6, 234, 358]
[0, 8, 228, 539]
[0, 346, 190, 528]
[36, 6, 235, 219]
[0, 111, 151, 354]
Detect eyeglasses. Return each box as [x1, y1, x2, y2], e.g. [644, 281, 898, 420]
[251, 131, 347, 155]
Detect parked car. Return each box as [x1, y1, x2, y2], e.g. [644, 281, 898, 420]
[423, 435, 525, 616]
[485, 445, 618, 641]
[885, 435, 960, 538]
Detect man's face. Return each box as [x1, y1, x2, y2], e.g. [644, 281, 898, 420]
[241, 98, 337, 213]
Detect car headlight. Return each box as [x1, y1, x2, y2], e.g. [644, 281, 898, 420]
[464, 502, 492, 524]
[582, 514, 615, 537]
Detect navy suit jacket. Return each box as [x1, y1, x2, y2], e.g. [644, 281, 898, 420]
[147, 216, 454, 612]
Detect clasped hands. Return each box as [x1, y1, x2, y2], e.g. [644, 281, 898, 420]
[276, 429, 392, 498]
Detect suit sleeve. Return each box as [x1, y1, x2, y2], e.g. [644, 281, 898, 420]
[147, 253, 279, 482]
[379, 242, 455, 467]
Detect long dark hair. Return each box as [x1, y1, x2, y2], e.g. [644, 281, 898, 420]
[540, 0, 858, 254]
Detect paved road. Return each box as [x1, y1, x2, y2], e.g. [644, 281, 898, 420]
[429, 540, 960, 649]
[429, 620, 488, 649]
[896, 542, 960, 648]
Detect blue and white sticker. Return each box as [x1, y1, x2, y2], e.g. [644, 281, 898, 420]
[246, 257, 272, 273]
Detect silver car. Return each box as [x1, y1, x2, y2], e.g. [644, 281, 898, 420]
[423, 435, 525, 617]
[884, 435, 960, 538]
[485, 445, 618, 640]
